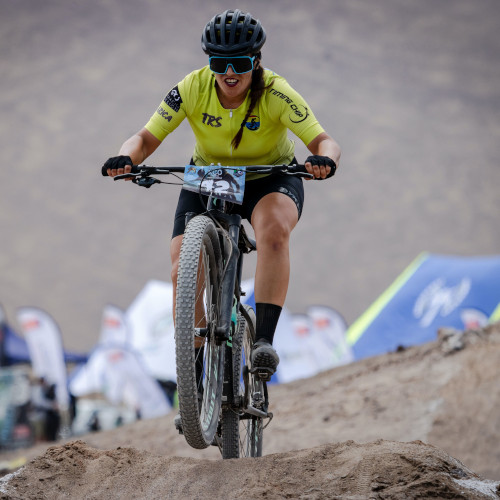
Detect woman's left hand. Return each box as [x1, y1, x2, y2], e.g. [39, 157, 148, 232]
[304, 155, 337, 180]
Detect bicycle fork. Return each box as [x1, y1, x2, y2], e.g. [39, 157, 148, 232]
[214, 212, 242, 344]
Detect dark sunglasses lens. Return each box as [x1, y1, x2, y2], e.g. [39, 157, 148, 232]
[210, 58, 228, 73]
[231, 58, 253, 73]
[210, 57, 253, 74]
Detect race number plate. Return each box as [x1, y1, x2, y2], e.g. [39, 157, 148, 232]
[183, 166, 246, 204]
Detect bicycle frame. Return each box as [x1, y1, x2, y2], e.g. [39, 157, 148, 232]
[185, 194, 246, 341]
[184, 195, 256, 419]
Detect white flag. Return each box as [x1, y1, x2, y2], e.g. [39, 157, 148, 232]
[307, 305, 353, 368]
[274, 312, 319, 383]
[126, 280, 176, 381]
[17, 307, 69, 410]
[99, 304, 129, 346]
[69, 345, 171, 418]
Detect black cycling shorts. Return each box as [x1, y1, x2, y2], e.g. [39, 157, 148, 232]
[172, 162, 304, 239]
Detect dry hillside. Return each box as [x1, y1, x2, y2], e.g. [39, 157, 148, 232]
[1, 322, 499, 498]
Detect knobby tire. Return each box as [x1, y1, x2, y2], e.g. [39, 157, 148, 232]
[175, 215, 224, 449]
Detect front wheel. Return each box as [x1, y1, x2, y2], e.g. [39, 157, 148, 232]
[175, 215, 224, 449]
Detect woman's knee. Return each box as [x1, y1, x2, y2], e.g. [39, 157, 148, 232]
[256, 218, 292, 252]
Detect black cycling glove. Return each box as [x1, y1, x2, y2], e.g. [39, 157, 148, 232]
[101, 155, 133, 176]
[305, 155, 337, 179]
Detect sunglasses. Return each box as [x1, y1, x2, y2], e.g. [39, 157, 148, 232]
[209, 56, 255, 75]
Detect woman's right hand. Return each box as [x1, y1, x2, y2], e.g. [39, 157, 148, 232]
[102, 155, 133, 177]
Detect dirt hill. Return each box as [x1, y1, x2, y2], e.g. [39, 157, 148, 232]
[1, 322, 499, 498]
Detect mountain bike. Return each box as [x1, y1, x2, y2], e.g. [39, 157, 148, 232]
[103, 163, 313, 458]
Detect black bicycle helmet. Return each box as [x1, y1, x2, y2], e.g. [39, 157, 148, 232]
[201, 9, 266, 57]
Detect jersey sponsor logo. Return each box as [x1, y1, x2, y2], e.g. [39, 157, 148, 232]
[289, 104, 309, 123]
[156, 106, 173, 122]
[269, 88, 293, 104]
[163, 85, 182, 112]
[245, 115, 260, 131]
[202, 112, 222, 127]
[269, 88, 310, 123]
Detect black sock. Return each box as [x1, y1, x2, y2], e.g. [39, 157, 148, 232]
[255, 303, 282, 345]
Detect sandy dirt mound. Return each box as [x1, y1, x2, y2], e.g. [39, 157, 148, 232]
[1, 323, 500, 498]
[2, 439, 499, 500]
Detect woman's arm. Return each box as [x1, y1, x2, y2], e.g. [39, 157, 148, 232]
[106, 128, 162, 177]
[119, 128, 162, 164]
[307, 132, 341, 164]
[305, 132, 341, 179]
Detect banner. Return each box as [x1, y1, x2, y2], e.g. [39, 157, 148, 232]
[16, 307, 69, 410]
[125, 280, 176, 382]
[99, 304, 130, 346]
[274, 312, 320, 383]
[69, 344, 171, 419]
[0, 304, 87, 367]
[306, 305, 353, 369]
[273, 308, 350, 383]
[347, 253, 500, 360]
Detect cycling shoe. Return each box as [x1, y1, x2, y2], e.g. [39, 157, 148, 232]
[250, 340, 279, 380]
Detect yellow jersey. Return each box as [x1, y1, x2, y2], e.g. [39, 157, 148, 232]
[145, 66, 324, 170]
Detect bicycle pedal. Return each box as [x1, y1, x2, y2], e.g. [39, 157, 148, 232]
[251, 367, 273, 381]
[174, 414, 184, 435]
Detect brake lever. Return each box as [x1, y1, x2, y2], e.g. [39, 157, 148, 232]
[133, 177, 161, 188]
[114, 173, 139, 181]
[287, 171, 314, 179]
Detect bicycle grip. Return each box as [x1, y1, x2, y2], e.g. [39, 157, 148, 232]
[290, 161, 336, 179]
[288, 164, 333, 180]
[101, 164, 140, 176]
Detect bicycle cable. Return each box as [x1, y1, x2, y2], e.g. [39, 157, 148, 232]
[133, 173, 185, 187]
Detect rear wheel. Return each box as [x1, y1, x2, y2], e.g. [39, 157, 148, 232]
[175, 215, 224, 449]
[221, 305, 265, 458]
[221, 310, 245, 459]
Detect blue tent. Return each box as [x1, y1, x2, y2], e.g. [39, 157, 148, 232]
[346, 253, 500, 360]
[0, 321, 87, 366]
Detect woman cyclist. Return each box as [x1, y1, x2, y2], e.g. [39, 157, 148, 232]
[103, 9, 341, 381]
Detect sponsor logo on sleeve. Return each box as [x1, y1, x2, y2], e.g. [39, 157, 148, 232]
[156, 106, 173, 122]
[269, 88, 310, 124]
[163, 85, 183, 112]
[288, 104, 309, 123]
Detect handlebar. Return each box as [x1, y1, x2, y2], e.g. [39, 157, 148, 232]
[101, 163, 333, 181]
